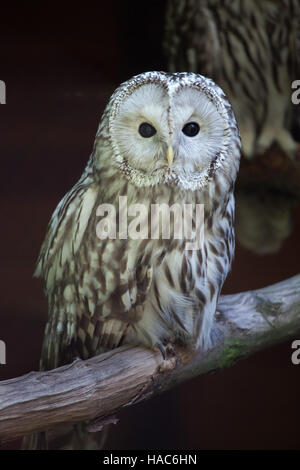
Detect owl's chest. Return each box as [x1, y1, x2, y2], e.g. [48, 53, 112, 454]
[125, 232, 209, 304]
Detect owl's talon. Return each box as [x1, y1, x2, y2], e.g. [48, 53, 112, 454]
[165, 342, 176, 356]
[155, 342, 166, 360]
[255, 127, 297, 161]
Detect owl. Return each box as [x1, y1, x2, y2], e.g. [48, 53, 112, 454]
[164, 0, 300, 159]
[27, 72, 240, 448]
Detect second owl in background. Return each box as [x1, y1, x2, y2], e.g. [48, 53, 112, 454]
[164, 0, 300, 255]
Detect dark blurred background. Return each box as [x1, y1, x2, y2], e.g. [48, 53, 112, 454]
[0, 2, 299, 450]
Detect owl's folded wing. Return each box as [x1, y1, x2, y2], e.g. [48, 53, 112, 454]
[35, 180, 150, 369]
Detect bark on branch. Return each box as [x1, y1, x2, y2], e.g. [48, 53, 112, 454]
[1, 275, 300, 442]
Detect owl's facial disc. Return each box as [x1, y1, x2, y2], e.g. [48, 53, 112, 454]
[168, 86, 228, 175]
[109, 82, 171, 174]
[108, 72, 234, 189]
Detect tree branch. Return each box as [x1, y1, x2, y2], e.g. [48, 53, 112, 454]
[1, 275, 300, 442]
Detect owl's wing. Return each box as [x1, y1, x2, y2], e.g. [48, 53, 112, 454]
[164, 0, 220, 78]
[36, 172, 151, 369]
[36, 171, 100, 369]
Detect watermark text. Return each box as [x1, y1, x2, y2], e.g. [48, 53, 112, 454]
[291, 340, 300, 365]
[0, 80, 6, 104]
[0, 340, 6, 364]
[291, 80, 300, 105]
[96, 197, 204, 251]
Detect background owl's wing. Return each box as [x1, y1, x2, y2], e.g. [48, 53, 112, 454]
[164, 0, 220, 78]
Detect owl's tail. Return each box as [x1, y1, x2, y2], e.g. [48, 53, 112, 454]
[21, 425, 109, 450]
[22, 432, 48, 450]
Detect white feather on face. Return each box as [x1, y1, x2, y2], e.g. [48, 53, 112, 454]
[108, 72, 234, 189]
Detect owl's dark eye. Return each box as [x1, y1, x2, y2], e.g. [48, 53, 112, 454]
[182, 122, 200, 137]
[138, 122, 156, 138]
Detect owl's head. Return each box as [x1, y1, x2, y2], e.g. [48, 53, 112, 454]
[97, 72, 240, 190]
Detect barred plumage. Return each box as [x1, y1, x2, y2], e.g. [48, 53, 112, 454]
[28, 71, 240, 448]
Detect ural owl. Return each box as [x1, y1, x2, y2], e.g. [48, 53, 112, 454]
[165, 0, 300, 159]
[27, 72, 240, 448]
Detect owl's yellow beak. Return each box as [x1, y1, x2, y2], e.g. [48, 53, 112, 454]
[166, 145, 174, 166]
